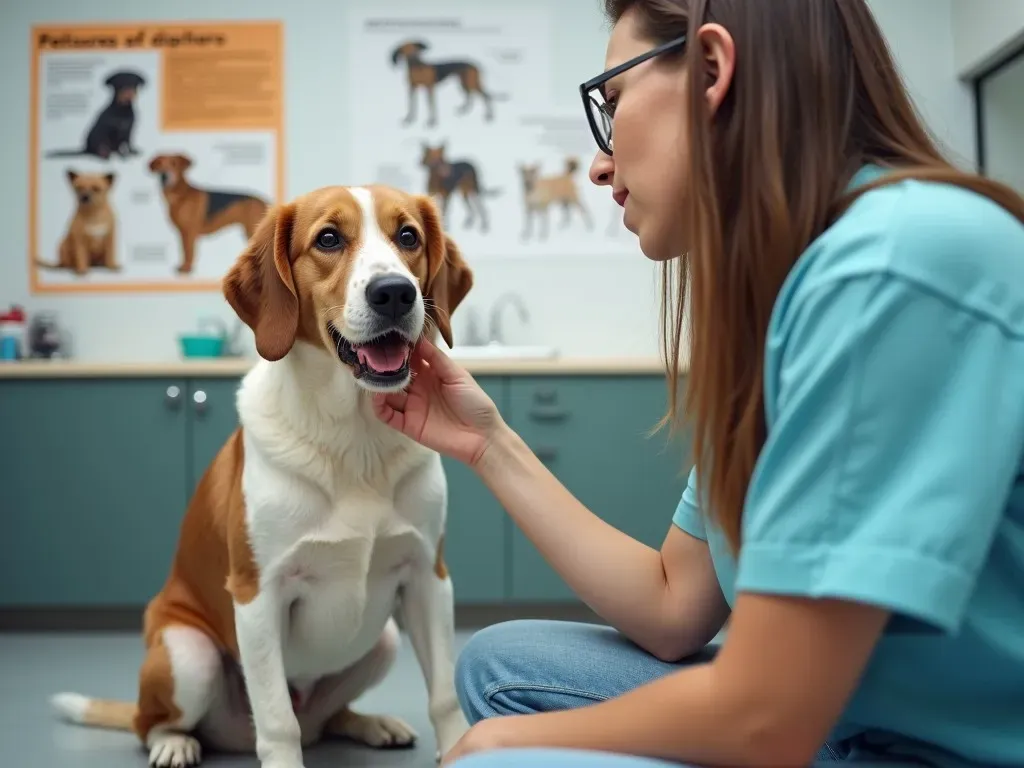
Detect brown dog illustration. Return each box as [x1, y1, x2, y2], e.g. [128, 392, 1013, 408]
[518, 158, 592, 240]
[37, 170, 119, 275]
[391, 40, 504, 127]
[148, 153, 268, 275]
[421, 142, 501, 233]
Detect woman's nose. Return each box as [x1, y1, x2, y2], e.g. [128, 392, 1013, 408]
[589, 151, 614, 186]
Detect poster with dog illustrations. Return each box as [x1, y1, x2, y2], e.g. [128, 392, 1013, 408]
[346, 7, 635, 259]
[29, 22, 284, 293]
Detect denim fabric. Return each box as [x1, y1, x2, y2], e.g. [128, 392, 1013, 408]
[454, 620, 847, 764]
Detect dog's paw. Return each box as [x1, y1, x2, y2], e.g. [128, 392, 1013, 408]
[331, 709, 418, 749]
[148, 732, 201, 768]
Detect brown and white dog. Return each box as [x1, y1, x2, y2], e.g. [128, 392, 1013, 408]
[37, 170, 120, 274]
[51, 184, 474, 768]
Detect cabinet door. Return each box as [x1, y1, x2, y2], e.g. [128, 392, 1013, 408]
[0, 378, 189, 606]
[187, 378, 243, 493]
[507, 376, 692, 601]
[442, 376, 509, 603]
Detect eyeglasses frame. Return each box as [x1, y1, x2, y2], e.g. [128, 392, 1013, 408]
[578, 35, 688, 156]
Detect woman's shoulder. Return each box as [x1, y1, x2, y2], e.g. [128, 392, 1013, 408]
[784, 165, 1024, 327]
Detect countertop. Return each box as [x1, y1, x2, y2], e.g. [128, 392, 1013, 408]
[0, 356, 679, 378]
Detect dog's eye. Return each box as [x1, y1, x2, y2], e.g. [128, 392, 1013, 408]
[316, 228, 343, 251]
[397, 226, 419, 249]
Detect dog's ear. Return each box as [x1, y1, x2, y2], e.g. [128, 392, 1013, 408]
[175, 155, 193, 171]
[222, 204, 299, 361]
[104, 173, 115, 187]
[147, 156, 160, 172]
[66, 170, 78, 184]
[417, 196, 473, 348]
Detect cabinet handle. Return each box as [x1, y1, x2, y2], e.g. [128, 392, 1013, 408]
[535, 446, 558, 463]
[528, 407, 568, 422]
[165, 385, 181, 409]
[193, 389, 207, 415]
[533, 389, 558, 404]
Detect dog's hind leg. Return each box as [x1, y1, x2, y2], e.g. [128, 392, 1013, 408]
[307, 618, 417, 749]
[135, 625, 221, 768]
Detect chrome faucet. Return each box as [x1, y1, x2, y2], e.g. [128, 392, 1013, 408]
[488, 292, 530, 345]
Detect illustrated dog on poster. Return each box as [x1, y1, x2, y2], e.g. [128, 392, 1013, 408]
[148, 153, 268, 275]
[517, 158, 593, 240]
[421, 142, 501, 233]
[36, 169, 120, 275]
[51, 183, 474, 768]
[45, 71, 146, 161]
[391, 40, 504, 127]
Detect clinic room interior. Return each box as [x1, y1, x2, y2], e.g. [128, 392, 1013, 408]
[2, 1, 1023, 767]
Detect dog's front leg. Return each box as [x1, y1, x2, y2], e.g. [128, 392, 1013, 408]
[399, 549, 469, 760]
[235, 592, 305, 768]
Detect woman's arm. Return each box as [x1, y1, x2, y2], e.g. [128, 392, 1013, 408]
[475, 424, 730, 661]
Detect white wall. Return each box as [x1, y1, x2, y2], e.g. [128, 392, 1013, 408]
[953, 0, 1024, 77]
[0, 0, 976, 362]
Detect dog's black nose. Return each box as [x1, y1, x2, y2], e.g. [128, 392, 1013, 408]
[366, 274, 417, 319]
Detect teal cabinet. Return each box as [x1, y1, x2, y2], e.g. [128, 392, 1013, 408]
[0, 370, 689, 610]
[442, 376, 510, 604]
[0, 378, 188, 606]
[506, 376, 692, 601]
[187, 378, 242, 491]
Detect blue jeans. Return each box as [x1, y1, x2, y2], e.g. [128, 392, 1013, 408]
[451, 620, 921, 767]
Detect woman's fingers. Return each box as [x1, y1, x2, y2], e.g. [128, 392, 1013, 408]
[372, 392, 406, 429]
[415, 337, 464, 382]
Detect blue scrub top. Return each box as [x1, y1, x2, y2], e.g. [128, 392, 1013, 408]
[673, 165, 1024, 767]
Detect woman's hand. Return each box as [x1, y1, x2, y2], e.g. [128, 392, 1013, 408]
[372, 336, 505, 466]
[440, 718, 520, 766]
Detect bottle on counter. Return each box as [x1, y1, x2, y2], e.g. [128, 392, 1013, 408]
[0, 305, 27, 362]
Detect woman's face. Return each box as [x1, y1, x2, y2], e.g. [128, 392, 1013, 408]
[589, 12, 734, 262]
[589, 11, 690, 262]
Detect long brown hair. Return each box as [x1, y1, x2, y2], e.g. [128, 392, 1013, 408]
[606, 0, 1024, 552]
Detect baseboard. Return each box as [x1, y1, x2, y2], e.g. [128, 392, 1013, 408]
[0, 602, 604, 633]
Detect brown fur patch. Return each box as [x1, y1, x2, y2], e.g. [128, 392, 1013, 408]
[434, 534, 449, 580]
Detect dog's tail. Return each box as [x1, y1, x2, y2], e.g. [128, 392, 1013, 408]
[35, 255, 60, 269]
[51, 692, 137, 732]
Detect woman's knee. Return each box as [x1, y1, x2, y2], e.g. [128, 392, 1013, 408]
[455, 620, 617, 723]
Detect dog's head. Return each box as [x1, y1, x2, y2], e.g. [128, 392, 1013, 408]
[391, 40, 428, 65]
[148, 154, 192, 188]
[223, 184, 473, 393]
[420, 143, 448, 171]
[66, 170, 115, 208]
[104, 70, 146, 103]
[518, 163, 541, 189]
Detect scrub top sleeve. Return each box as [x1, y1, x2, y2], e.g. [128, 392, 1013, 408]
[672, 466, 708, 542]
[736, 271, 1024, 634]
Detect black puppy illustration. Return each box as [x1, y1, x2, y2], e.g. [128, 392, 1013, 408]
[46, 70, 146, 160]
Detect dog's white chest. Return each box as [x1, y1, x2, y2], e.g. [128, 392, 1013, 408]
[84, 222, 110, 238]
[276, 519, 424, 680]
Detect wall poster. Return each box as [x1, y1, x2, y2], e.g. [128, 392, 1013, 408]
[346, 9, 629, 258]
[29, 21, 284, 293]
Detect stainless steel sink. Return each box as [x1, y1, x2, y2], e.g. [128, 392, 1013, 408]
[445, 343, 558, 361]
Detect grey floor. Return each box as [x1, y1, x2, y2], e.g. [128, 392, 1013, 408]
[1, 630, 474, 767]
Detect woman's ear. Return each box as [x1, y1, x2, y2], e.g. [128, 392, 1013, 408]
[698, 22, 736, 115]
[222, 204, 299, 361]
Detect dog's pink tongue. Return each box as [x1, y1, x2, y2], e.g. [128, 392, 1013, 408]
[356, 339, 408, 373]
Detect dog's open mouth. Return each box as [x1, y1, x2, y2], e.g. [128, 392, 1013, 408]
[329, 325, 414, 386]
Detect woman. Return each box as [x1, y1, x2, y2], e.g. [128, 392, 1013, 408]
[374, 0, 1024, 766]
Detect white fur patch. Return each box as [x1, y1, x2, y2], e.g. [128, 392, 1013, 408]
[50, 692, 89, 723]
[84, 223, 110, 238]
[147, 731, 201, 767]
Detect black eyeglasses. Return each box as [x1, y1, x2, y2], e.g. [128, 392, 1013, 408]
[579, 35, 687, 156]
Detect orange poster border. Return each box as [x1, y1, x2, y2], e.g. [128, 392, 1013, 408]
[28, 19, 286, 295]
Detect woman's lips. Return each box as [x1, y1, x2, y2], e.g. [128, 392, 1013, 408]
[612, 189, 629, 207]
